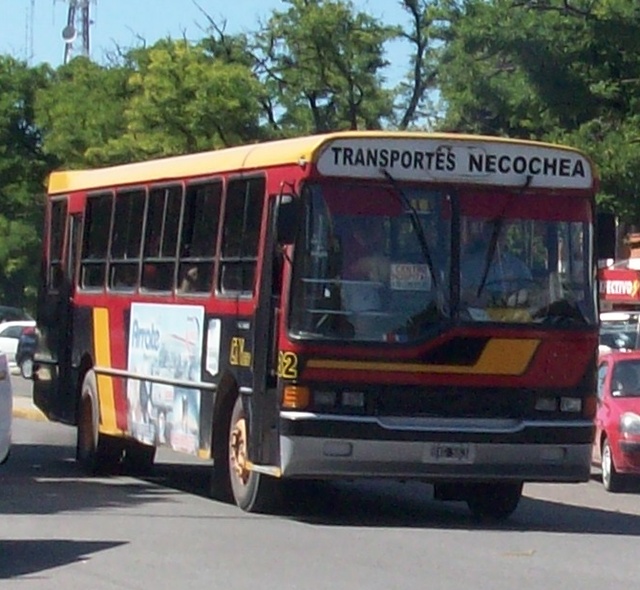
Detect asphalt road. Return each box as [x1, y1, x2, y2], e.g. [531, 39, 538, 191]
[3, 416, 640, 589]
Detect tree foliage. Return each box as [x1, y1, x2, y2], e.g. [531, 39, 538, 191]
[435, 0, 640, 220]
[0, 56, 52, 309]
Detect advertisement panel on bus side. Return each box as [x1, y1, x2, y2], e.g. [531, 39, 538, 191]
[127, 303, 204, 454]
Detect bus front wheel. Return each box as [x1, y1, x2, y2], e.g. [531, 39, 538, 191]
[76, 370, 123, 474]
[227, 395, 280, 512]
[466, 482, 523, 521]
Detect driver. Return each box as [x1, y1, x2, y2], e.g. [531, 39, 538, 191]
[460, 221, 532, 306]
[340, 216, 390, 326]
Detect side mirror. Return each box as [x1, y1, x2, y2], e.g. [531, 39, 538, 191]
[275, 194, 301, 245]
[596, 211, 617, 260]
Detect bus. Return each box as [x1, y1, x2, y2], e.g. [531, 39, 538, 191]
[32, 131, 599, 520]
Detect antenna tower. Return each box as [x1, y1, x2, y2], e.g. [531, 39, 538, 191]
[61, 0, 96, 64]
[26, 0, 35, 63]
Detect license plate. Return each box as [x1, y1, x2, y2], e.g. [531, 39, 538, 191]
[423, 443, 475, 464]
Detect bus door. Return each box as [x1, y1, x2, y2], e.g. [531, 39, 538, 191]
[34, 205, 81, 424]
[248, 196, 285, 467]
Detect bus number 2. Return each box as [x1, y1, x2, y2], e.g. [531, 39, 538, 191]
[278, 351, 298, 379]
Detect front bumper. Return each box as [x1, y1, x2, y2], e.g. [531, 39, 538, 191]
[279, 413, 593, 482]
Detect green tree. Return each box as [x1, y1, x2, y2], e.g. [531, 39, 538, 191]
[101, 39, 266, 160]
[252, 0, 396, 133]
[0, 56, 53, 309]
[435, 0, 640, 221]
[35, 57, 132, 167]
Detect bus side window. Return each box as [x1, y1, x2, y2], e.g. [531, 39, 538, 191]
[218, 176, 265, 295]
[47, 198, 67, 292]
[178, 180, 221, 294]
[141, 185, 182, 292]
[80, 192, 113, 289]
[108, 188, 145, 291]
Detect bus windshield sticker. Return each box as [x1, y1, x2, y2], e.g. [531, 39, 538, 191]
[127, 302, 204, 455]
[390, 263, 431, 291]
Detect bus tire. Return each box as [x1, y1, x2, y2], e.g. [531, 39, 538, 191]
[227, 395, 280, 513]
[76, 370, 123, 475]
[466, 481, 523, 521]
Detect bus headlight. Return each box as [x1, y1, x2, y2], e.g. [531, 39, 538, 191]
[342, 390, 365, 409]
[560, 397, 582, 413]
[620, 413, 640, 436]
[314, 390, 337, 408]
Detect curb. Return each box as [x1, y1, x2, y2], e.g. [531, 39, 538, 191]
[12, 405, 48, 422]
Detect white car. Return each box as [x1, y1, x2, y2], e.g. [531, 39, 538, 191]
[0, 353, 12, 464]
[0, 320, 36, 365]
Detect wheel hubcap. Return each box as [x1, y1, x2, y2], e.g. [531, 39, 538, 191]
[230, 417, 249, 485]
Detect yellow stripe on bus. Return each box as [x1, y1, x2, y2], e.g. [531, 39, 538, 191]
[93, 307, 121, 434]
[306, 338, 540, 376]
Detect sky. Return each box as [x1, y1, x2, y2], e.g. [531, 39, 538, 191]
[0, 0, 410, 84]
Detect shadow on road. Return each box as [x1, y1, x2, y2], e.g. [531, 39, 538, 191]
[0, 539, 126, 579]
[143, 461, 640, 536]
[0, 442, 186, 516]
[6, 435, 640, 537]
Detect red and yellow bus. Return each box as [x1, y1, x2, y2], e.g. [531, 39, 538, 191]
[32, 131, 599, 519]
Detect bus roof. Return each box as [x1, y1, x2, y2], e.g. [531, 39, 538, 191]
[47, 130, 597, 195]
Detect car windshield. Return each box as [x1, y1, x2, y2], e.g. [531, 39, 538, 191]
[611, 360, 640, 397]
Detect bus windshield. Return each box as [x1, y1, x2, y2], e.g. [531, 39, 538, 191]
[459, 190, 595, 326]
[289, 182, 596, 342]
[289, 182, 451, 341]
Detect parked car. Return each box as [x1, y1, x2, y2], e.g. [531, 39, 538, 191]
[0, 352, 12, 464]
[594, 350, 640, 491]
[0, 305, 32, 323]
[0, 320, 36, 366]
[16, 324, 37, 378]
[599, 311, 640, 353]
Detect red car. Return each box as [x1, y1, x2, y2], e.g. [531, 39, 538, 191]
[594, 350, 640, 491]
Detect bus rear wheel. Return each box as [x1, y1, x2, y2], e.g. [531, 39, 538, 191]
[76, 370, 123, 475]
[227, 395, 280, 512]
[466, 482, 523, 521]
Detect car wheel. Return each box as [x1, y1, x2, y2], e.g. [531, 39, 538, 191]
[601, 438, 624, 492]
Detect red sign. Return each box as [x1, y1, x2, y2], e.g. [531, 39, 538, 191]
[599, 268, 640, 303]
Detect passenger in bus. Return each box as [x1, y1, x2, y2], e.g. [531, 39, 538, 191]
[179, 266, 199, 293]
[460, 223, 532, 308]
[344, 217, 388, 277]
[339, 217, 390, 336]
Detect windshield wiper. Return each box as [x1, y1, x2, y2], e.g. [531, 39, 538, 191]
[476, 175, 533, 298]
[379, 168, 439, 292]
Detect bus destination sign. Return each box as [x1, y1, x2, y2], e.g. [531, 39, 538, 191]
[316, 138, 593, 189]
